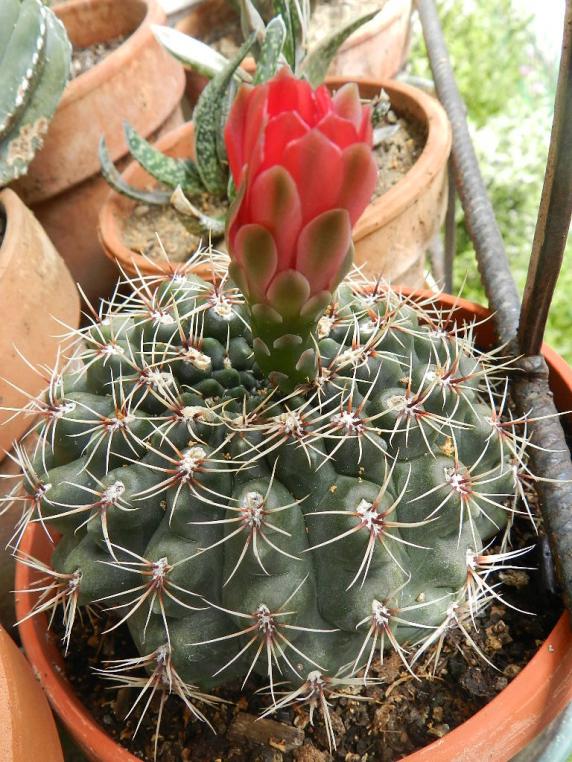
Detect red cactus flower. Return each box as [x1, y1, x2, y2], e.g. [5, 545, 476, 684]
[224, 68, 377, 390]
[225, 68, 377, 301]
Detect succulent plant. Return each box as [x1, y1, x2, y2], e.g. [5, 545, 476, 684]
[0, 0, 71, 185]
[9, 70, 531, 754]
[99, 0, 379, 239]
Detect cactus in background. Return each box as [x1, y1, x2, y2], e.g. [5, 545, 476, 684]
[99, 0, 379, 238]
[9, 70, 532, 754]
[0, 0, 71, 185]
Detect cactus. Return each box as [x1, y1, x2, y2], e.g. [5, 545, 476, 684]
[99, 0, 378, 238]
[9, 70, 532, 754]
[0, 0, 71, 185]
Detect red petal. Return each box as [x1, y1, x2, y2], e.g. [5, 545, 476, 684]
[295, 209, 352, 294]
[317, 112, 359, 149]
[332, 83, 362, 131]
[261, 111, 309, 172]
[359, 104, 373, 144]
[249, 166, 303, 271]
[281, 129, 343, 223]
[267, 69, 316, 125]
[338, 143, 378, 226]
[224, 84, 254, 184]
[242, 84, 270, 171]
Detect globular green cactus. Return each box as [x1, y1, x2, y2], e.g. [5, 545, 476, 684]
[10, 250, 529, 750]
[0, 0, 71, 185]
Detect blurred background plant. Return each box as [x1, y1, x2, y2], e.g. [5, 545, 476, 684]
[409, 0, 571, 360]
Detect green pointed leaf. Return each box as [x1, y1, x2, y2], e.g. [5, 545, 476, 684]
[272, 0, 295, 68]
[239, 0, 266, 43]
[193, 33, 256, 195]
[98, 137, 171, 205]
[289, 0, 311, 68]
[170, 186, 226, 237]
[300, 10, 378, 87]
[124, 123, 204, 197]
[151, 24, 252, 83]
[254, 16, 287, 84]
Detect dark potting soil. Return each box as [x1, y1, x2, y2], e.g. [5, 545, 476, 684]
[71, 35, 128, 79]
[52, 513, 561, 762]
[120, 112, 425, 264]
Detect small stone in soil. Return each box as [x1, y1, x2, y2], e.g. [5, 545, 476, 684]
[71, 35, 128, 78]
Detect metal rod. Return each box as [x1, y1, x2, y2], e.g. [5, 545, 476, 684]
[416, 0, 572, 613]
[415, 0, 521, 349]
[444, 157, 456, 293]
[519, 1, 572, 356]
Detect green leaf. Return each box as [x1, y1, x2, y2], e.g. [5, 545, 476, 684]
[289, 0, 311, 68]
[98, 137, 171, 205]
[124, 122, 204, 197]
[150, 24, 252, 83]
[193, 33, 256, 196]
[170, 186, 226, 237]
[272, 0, 295, 68]
[300, 10, 378, 87]
[239, 0, 266, 43]
[254, 15, 287, 84]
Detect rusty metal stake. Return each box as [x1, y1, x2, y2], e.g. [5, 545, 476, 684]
[416, 0, 572, 613]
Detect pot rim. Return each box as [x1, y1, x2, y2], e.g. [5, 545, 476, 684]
[54, 0, 166, 106]
[98, 76, 451, 278]
[0, 189, 25, 280]
[13, 288, 572, 762]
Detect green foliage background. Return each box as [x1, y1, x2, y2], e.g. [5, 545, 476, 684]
[410, 0, 571, 360]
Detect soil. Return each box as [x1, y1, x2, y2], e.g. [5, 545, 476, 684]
[71, 35, 128, 79]
[122, 203, 204, 264]
[52, 509, 561, 762]
[372, 111, 426, 200]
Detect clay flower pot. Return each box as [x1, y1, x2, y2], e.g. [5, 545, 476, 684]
[14, 290, 572, 762]
[99, 78, 450, 286]
[0, 625, 63, 762]
[0, 189, 80, 461]
[12, 0, 186, 306]
[177, 0, 413, 105]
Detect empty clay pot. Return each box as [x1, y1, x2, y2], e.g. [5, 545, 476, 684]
[14, 290, 572, 762]
[0, 189, 80, 461]
[99, 77, 451, 287]
[13, 0, 185, 306]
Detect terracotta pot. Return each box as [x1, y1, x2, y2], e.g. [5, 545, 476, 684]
[14, 290, 572, 761]
[0, 625, 63, 762]
[12, 0, 186, 306]
[99, 78, 451, 286]
[177, 0, 412, 105]
[0, 189, 80, 460]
